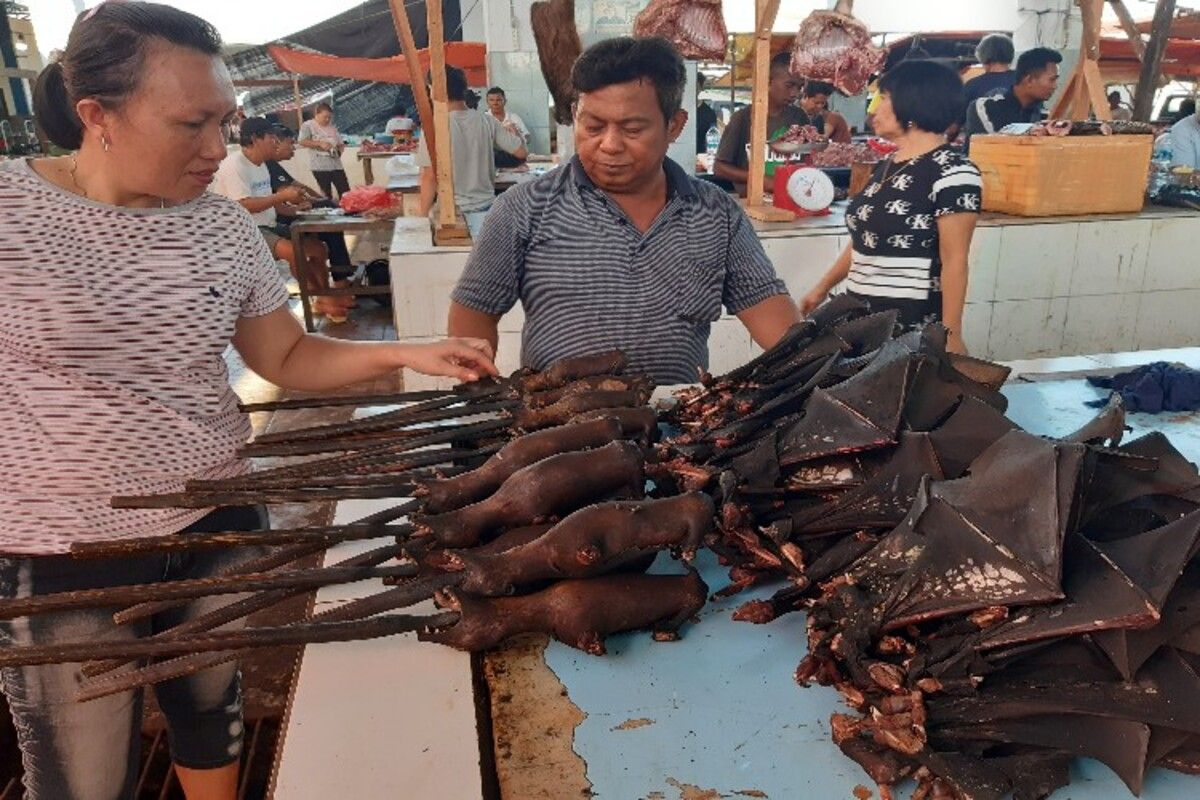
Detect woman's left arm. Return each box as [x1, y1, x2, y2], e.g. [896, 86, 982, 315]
[231, 307, 498, 391]
[936, 212, 979, 355]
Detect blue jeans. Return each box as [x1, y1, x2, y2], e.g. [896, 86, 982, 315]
[0, 506, 268, 800]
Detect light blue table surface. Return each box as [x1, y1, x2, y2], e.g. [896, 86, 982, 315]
[542, 379, 1200, 799]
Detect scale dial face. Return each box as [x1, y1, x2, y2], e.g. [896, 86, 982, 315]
[786, 167, 836, 212]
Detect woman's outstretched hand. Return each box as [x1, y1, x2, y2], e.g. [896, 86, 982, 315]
[400, 338, 499, 383]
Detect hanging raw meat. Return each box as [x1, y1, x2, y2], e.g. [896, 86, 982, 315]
[531, 0, 583, 126]
[789, 10, 886, 97]
[633, 0, 728, 62]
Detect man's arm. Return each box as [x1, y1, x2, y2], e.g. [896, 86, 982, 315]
[447, 302, 501, 354]
[419, 166, 437, 215]
[238, 186, 305, 215]
[493, 117, 530, 160]
[713, 109, 750, 188]
[736, 295, 803, 350]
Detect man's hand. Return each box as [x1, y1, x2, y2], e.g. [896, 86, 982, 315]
[277, 185, 306, 205]
[399, 338, 499, 383]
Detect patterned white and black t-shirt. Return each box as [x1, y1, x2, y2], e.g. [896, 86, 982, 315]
[0, 159, 290, 554]
[845, 145, 982, 311]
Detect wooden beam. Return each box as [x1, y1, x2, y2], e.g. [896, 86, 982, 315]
[389, 0, 437, 168]
[1134, 0, 1177, 120]
[292, 75, 304, 131]
[426, 0, 469, 244]
[834, 0, 855, 14]
[1109, 0, 1147, 61]
[745, 0, 794, 223]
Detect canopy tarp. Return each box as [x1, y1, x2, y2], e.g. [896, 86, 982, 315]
[267, 42, 488, 86]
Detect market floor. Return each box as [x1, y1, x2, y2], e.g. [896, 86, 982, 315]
[0, 299, 401, 799]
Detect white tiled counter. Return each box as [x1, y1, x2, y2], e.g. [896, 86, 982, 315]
[391, 205, 1200, 390]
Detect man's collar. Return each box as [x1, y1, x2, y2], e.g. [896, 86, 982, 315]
[569, 155, 698, 201]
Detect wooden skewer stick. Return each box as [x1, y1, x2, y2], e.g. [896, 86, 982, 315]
[0, 610, 460, 671]
[310, 573, 464, 623]
[70, 523, 414, 560]
[244, 395, 514, 449]
[0, 564, 417, 621]
[239, 389, 451, 413]
[82, 543, 403, 678]
[108, 499, 422, 626]
[111, 483, 421, 510]
[231, 417, 509, 476]
[237, 417, 510, 460]
[73, 611, 460, 703]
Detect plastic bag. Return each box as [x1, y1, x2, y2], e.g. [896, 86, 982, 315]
[338, 185, 394, 214]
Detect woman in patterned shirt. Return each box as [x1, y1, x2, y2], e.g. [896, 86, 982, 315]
[0, 3, 495, 798]
[801, 60, 983, 355]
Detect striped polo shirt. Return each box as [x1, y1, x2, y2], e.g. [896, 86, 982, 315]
[452, 156, 788, 385]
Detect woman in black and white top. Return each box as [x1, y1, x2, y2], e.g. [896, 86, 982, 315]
[801, 60, 982, 355]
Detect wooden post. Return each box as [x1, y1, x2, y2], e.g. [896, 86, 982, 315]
[427, 0, 470, 244]
[1108, 0, 1147, 62]
[388, 0, 437, 167]
[744, 0, 794, 223]
[1133, 0, 1176, 120]
[292, 75, 303, 131]
[1050, 0, 1111, 120]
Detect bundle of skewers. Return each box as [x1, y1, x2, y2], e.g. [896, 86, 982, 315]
[0, 351, 716, 704]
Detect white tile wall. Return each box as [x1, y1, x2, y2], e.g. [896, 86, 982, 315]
[993, 223, 1080, 301]
[966, 226, 1001, 304]
[1143, 217, 1200, 292]
[1061, 293, 1141, 355]
[1070, 219, 1151, 297]
[986, 297, 1070, 361]
[962, 301, 993, 357]
[1135, 289, 1200, 350]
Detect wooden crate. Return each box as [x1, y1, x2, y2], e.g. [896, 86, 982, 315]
[969, 134, 1152, 217]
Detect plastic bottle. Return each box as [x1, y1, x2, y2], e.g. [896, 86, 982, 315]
[706, 125, 720, 155]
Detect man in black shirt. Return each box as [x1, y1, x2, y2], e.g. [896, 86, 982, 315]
[964, 47, 1062, 145]
[694, 72, 718, 153]
[267, 127, 353, 274]
[714, 51, 806, 196]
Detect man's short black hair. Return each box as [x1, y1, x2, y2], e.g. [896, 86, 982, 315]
[239, 116, 275, 146]
[487, 86, 505, 98]
[571, 36, 686, 122]
[770, 51, 793, 75]
[428, 65, 468, 102]
[878, 60, 965, 135]
[1015, 47, 1063, 84]
[804, 80, 836, 98]
[272, 124, 295, 140]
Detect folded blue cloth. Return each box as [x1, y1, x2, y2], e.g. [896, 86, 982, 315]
[1086, 362, 1200, 414]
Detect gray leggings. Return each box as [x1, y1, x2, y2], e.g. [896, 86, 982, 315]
[0, 506, 268, 800]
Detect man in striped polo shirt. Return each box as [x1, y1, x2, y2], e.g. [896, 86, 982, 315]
[447, 37, 801, 386]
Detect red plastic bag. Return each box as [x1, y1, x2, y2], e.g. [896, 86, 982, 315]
[338, 185, 393, 214]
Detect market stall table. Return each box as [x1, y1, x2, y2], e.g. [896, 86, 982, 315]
[288, 216, 396, 331]
[269, 351, 1200, 798]
[358, 149, 415, 185]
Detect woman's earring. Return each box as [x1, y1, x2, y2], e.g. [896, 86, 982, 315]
[101, 134, 111, 152]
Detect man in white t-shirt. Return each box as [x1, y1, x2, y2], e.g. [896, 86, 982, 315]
[417, 67, 527, 223]
[385, 105, 415, 139]
[212, 117, 347, 319]
[486, 86, 530, 170]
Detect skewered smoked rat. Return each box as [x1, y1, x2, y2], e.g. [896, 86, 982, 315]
[443, 493, 714, 595]
[414, 417, 625, 514]
[518, 350, 628, 394]
[412, 441, 646, 547]
[512, 390, 645, 431]
[420, 569, 709, 654]
[571, 406, 660, 443]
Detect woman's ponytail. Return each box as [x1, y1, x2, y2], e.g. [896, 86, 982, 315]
[33, 61, 84, 151]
